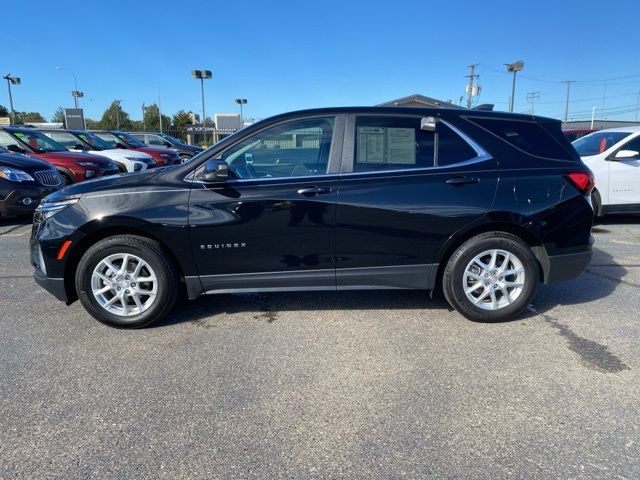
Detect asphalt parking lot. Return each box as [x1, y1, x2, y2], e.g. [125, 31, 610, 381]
[1, 216, 639, 479]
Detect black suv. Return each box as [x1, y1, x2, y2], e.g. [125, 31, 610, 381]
[1, 148, 62, 217]
[128, 132, 204, 162]
[31, 107, 594, 328]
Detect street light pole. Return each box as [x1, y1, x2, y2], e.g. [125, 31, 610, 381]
[142, 102, 146, 132]
[505, 61, 524, 113]
[3, 74, 20, 125]
[56, 67, 83, 109]
[235, 98, 247, 124]
[192, 70, 212, 144]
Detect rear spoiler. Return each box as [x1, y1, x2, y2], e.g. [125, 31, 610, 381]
[472, 104, 494, 111]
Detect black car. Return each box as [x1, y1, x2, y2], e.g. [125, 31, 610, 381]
[128, 132, 204, 162]
[0, 148, 62, 217]
[31, 107, 594, 328]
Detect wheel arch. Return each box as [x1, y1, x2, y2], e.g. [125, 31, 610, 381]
[63, 223, 186, 303]
[434, 220, 546, 291]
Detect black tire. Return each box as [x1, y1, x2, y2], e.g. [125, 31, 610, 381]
[60, 173, 73, 187]
[180, 154, 191, 164]
[442, 232, 538, 322]
[591, 189, 603, 218]
[75, 235, 179, 328]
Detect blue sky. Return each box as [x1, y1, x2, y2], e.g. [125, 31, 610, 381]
[3, 0, 640, 123]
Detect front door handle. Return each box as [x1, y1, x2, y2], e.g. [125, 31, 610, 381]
[446, 176, 480, 185]
[297, 186, 332, 195]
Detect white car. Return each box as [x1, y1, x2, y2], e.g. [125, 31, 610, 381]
[572, 126, 640, 216]
[39, 129, 156, 173]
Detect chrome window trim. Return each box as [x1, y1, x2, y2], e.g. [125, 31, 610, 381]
[184, 114, 493, 184]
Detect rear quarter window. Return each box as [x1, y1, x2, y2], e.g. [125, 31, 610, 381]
[466, 117, 573, 160]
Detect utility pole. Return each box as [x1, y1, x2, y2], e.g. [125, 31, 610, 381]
[636, 92, 640, 122]
[465, 64, 479, 109]
[142, 102, 146, 131]
[562, 80, 575, 127]
[526, 91, 540, 114]
[158, 82, 163, 133]
[114, 100, 121, 130]
[591, 106, 596, 129]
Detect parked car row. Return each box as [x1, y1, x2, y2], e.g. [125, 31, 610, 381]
[0, 125, 196, 218]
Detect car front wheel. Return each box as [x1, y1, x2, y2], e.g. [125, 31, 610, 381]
[442, 232, 538, 322]
[75, 235, 178, 328]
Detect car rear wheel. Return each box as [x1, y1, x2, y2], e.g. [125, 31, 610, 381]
[60, 173, 73, 186]
[180, 154, 191, 164]
[442, 232, 538, 322]
[75, 235, 178, 328]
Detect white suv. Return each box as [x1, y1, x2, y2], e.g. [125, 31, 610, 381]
[572, 127, 640, 216]
[40, 129, 156, 173]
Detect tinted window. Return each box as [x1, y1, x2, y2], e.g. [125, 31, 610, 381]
[147, 134, 165, 146]
[220, 117, 334, 179]
[46, 131, 84, 149]
[469, 117, 570, 159]
[572, 131, 633, 156]
[12, 131, 67, 153]
[620, 136, 640, 155]
[354, 116, 477, 172]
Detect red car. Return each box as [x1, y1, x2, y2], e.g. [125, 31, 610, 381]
[90, 131, 181, 166]
[0, 127, 120, 186]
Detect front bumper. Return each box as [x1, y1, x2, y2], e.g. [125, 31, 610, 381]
[0, 185, 58, 217]
[33, 268, 68, 302]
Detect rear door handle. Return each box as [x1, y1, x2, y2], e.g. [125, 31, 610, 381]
[446, 176, 480, 185]
[297, 186, 332, 195]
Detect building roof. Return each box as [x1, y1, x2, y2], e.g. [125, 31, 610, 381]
[376, 94, 462, 109]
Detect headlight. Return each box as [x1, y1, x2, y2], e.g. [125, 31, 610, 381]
[79, 161, 100, 167]
[35, 195, 81, 221]
[0, 167, 35, 182]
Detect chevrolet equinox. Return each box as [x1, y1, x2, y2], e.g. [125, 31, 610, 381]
[31, 107, 595, 328]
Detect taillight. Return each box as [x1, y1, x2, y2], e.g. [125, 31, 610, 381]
[566, 171, 595, 194]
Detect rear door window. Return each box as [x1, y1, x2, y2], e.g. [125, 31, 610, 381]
[353, 116, 478, 172]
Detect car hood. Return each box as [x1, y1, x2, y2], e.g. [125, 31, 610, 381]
[35, 151, 114, 165]
[45, 169, 163, 200]
[87, 149, 153, 160]
[0, 151, 52, 170]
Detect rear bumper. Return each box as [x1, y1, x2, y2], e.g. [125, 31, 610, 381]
[33, 268, 68, 302]
[544, 249, 593, 283]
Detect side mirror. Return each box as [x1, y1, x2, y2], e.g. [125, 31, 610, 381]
[614, 149, 639, 160]
[421, 116, 437, 132]
[164, 141, 172, 147]
[115, 142, 126, 149]
[200, 159, 229, 181]
[6, 144, 26, 154]
[73, 143, 86, 150]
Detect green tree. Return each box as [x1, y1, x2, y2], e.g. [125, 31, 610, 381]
[0, 105, 8, 117]
[99, 101, 132, 130]
[85, 118, 100, 129]
[143, 103, 170, 132]
[14, 111, 46, 124]
[171, 110, 193, 131]
[51, 106, 66, 126]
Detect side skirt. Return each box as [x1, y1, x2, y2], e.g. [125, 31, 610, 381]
[185, 264, 438, 299]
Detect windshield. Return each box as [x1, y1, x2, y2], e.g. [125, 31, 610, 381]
[11, 130, 67, 153]
[161, 133, 185, 146]
[0, 130, 32, 152]
[43, 131, 91, 150]
[94, 132, 125, 148]
[572, 131, 632, 156]
[114, 132, 146, 148]
[76, 131, 113, 150]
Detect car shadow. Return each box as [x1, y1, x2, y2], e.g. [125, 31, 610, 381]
[153, 244, 625, 328]
[0, 215, 32, 234]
